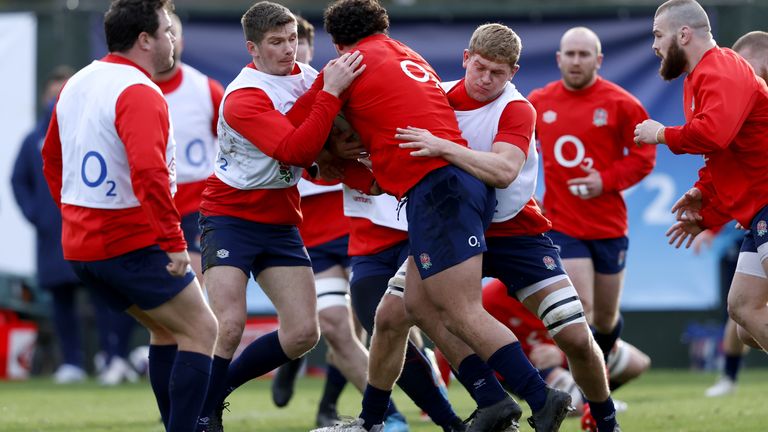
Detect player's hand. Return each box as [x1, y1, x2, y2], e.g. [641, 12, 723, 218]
[166, 250, 191, 277]
[528, 344, 564, 370]
[671, 187, 703, 222]
[322, 51, 366, 97]
[396, 126, 454, 157]
[690, 229, 715, 255]
[666, 219, 703, 249]
[634, 119, 665, 145]
[566, 166, 603, 199]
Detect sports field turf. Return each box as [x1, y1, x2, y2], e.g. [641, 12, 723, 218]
[0, 369, 765, 431]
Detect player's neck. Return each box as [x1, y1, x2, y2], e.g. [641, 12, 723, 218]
[111, 50, 155, 76]
[154, 64, 180, 83]
[685, 39, 717, 73]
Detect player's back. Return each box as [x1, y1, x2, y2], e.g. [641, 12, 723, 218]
[342, 34, 465, 199]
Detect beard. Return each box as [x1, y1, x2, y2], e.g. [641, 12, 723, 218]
[659, 39, 687, 81]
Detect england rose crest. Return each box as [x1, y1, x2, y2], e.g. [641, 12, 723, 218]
[543, 256, 556, 270]
[419, 253, 432, 270]
[758, 220, 767, 237]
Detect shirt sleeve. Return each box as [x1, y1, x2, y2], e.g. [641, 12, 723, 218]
[115, 84, 186, 253]
[223, 85, 341, 168]
[41, 108, 63, 208]
[600, 99, 657, 192]
[665, 68, 757, 155]
[494, 100, 536, 156]
[208, 77, 225, 137]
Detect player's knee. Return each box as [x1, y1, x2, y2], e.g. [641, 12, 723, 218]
[374, 297, 410, 335]
[592, 312, 618, 334]
[319, 309, 352, 346]
[540, 286, 587, 339]
[554, 328, 593, 361]
[285, 321, 320, 356]
[217, 315, 246, 350]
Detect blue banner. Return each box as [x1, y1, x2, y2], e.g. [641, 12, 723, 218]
[90, 14, 725, 311]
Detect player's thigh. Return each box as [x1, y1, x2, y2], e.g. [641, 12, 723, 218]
[561, 258, 595, 308]
[143, 279, 217, 343]
[258, 265, 317, 328]
[204, 265, 249, 325]
[592, 270, 624, 315]
[728, 271, 768, 314]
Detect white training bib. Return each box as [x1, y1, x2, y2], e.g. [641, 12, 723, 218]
[342, 186, 408, 232]
[56, 60, 175, 209]
[214, 62, 317, 190]
[166, 63, 218, 184]
[441, 80, 538, 222]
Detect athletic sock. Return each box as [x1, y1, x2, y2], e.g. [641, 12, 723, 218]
[586, 396, 618, 432]
[198, 355, 231, 424]
[724, 354, 743, 381]
[487, 342, 547, 412]
[360, 384, 392, 430]
[167, 351, 212, 432]
[396, 342, 461, 427]
[319, 364, 347, 412]
[593, 315, 623, 363]
[223, 330, 290, 400]
[148, 344, 177, 428]
[456, 354, 508, 408]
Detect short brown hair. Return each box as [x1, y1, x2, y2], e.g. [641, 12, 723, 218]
[241, 1, 295, 44]
[104, 0, 173, 52]
[296, 16, 314, 47]
[324, 0, 388, 46]
[468, 23, 522, 68]
[733, 31, 768, 55]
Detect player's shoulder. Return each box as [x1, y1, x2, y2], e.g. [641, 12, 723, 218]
[597, 78, 644, 108]
[527, 80, 561, 103]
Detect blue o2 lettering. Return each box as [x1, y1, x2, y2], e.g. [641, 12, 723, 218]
[81, 151, 116, 197]
[185, 139, 206, 167]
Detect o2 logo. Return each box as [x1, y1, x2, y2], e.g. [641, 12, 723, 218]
[81, 151, 116, 197]
[553, 135, 593, 170]
[400, 60, 439, 87]
[185, 139, 207, 167]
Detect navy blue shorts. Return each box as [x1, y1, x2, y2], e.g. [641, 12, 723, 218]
[406, 166, 495, 279]
[199, 215, 311, 278]
[547, 230, 628, 275]
[181, 211, 201, 253]
[350, 241, 410, 287]
[484, 234, 569, 296]
[69, 245, 195, 311]
[308, 235, 351, 274]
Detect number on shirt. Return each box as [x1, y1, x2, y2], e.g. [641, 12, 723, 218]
[218, 156, 229, 171]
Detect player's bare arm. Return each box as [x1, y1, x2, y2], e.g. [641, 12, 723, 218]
[396, 126, 525, 188]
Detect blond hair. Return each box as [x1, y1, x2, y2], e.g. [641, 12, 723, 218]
[468, 23, 521, 68]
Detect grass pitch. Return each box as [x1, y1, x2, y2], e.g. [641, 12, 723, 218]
[0, 369, 765, 431]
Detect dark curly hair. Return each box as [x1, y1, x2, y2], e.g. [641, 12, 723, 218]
[104, 0, 173, 53]
[323, 0, 389, 46]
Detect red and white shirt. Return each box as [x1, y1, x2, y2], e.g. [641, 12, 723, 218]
[664, 47, 768, 229]
[528, 77, 656, 239]
[42, 54, 185, 261]
[155, 63, 224, 216]
[199, 62, 342, 225]
[344, 186, 408, 256]
[445, 79, 552, 237]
